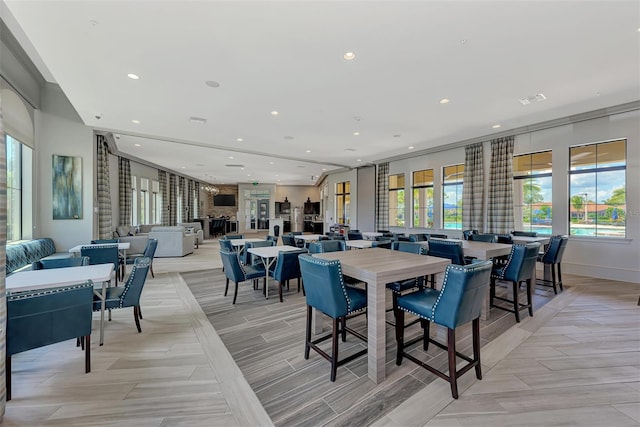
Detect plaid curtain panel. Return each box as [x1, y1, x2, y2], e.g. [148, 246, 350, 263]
[158, 170, 168, 225]
[376, 162, 389, 231]
[118, 157, 132, 226]
[487, 136, 515, 233]
[96, 135, 113, 239]
[194, 181, 200, 218]
[179, 177, 187, 222]
[169, 174, 177, 225]
[0, 103, 7, 408]
[462, 142, 484, 231]
[187, 180, 194, 220]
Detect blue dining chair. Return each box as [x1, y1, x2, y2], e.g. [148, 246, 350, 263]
[33, 256, 89, 270]
[462, 229, 478, 240]
[270, 248, 308, 302]
[536, 235, 568, 294]
[219, 249, 265, 304]
[385, 241, 426, 326]
[394, 260, 493, 399]
[490, 242, 540, 322]
[93, 256, 151, 334]
[298, 254, 368, 382]
[242, 240, 275, 266]
[308, 240, 346, 254]
[468, 233, 497, 243]
[81, 243, 121, 283]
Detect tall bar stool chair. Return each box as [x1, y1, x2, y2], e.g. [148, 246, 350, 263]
[490, 242, 540, 322]
[298, 254, 368, 382]
[536, 235, 568, 294]
[394, 261, 493, 399]
[385, 241, 425, 326]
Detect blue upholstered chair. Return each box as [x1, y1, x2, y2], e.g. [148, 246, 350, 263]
[6, 281, 94, 400]
[394, 260, 493, 399]
[281, 235, 297, 247]
[409, 233, 428, 242]
[123, 238, 158, 278]
[468, 233, 497, 243]
[386, 241, 425, 326]
[347, 230, 363, 240]
[536, 235, 568, 294]
[242, 240, 275, 266]
[93, 256, 151, 334]
[462, 229, 478, 240]
[224, 234, 244, 239]
[298, 254, 368, 382]
[427, 239, 466, 266]
[81, 243, 121, 282]
[490, 242, 540, 322]
[496, 234, 514, 244]
[308, 240, 346, 254]
[512, 230, 537, 237]
[32, 256, 89, 270]
[219, 249, 265, 304]
[265, 235, 278, 244]
[371, 240, 392, 249]
[269, 248, 308, 302]
[427, 233, 448, 239]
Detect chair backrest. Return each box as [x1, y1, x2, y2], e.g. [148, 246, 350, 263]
[372, 240, 392, 249]
[330, 235, 346, 241]
[144, 238, 158, 259]
[391, 241, 423, 254]
[427, 239, 466, 265]
[91, 238, 119, 244]
[290, 231, 303, 236]
[273, 249, 307, 282]
[33, 256, 89, 270]
[219, 249, 247, 283]
[541, 235, 568, 264]
[243, 240, 275, 264]
[7, 281, 94, 356]
[80, 244, 119, 271]
[496, 234, 513, 244]
[499, 243, 541, 282]
[348, 231, 363, 240]
[308, 240, 346, 253]
[431, 261, 492, 329]
[219, 239, 234, 251]
[281, 235, 297, 246]
[266, 235, 278, 244]
[462, 229, 478, 240]
[119, 257, 151, 308]
[468, 233, 497, 243]
[512, 230, 538, 237]
[298, 254, 352, 318]
[427, 233, 448, 239]
[224, 234, 244, 240]
[408, 233, 428, 242]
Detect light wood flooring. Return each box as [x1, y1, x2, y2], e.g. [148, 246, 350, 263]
[3, 238, 639, 426]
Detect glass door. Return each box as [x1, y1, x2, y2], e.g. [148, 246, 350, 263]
[245, 199, 257, 231]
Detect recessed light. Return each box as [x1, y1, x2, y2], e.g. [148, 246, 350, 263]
[492, 124, 501, 129]
[343, 52, 356, 61]
[228, 156, 234, 159]
[353, 131, 360, 136]
[305, 150, 311, 153]
[247, 174, 251, 177]
[189, 116, 207, 124]
[134, 143, 141, 147]
[127, 73, 140, 80]
[269, 162, 274, 165]
[131, 119, 140, 124]
[271, 110, 279, 116]
[393, 134, 401, 138]
[439, 98, 450, 104]
[284, 135, 294, 140]
[322, 168, 327, 171]
[205, 80, 220, 88]
[356, 159, 362, 162]
[275, 174, 279, 177]
[344, 148, 356, 152]
[236, 138, 243, 142]
[181, 166, 186, 169]
[408, 146, 414, 150]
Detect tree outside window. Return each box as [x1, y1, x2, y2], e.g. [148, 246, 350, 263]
[442, 164, 463, 230]
[514, 151, 552, 234]
[389, 174, 405, 227]
[413, 169, 433, 228]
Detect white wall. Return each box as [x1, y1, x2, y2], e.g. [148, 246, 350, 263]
[356, 166, 376, 231]
[34, 84, 94, 250]
[323, 169, 358, 231]
[274, 185, 319, 212]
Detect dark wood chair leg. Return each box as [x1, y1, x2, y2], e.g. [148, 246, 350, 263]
[85, 334, 91, 373]
[551, 265, 558, 294]
[422, 319, 430, 351]
[512, 281, 521, 323]
[224, 278, 229, 296]
[526, 279, 533, 317]
[279, 281, 284, 303]
[150, 264, 155, 278]
[557, 264, 563, 291]
[473, 318, 482, 380]
[6, 355, 11, 401]
[330, 317, 339, 382]
[232, 282, 239, 304]
[490, 278, 496, 307]
[448, 327, 459, 399]
[134, 306, 142, 332]
[341, 317, 347, 342]
[138, 306, 143, 319]
[395, 307, 405, 365]
[305, 305, 312, 359]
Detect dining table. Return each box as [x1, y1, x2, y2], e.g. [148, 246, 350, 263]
[6, 263, 115, 346]
[229, 238, 264, 256]
[345, 239, 374, 249]
[361, 232, 383, 240]
[313, 248, 450, 384]
[69, 242, 131, 266]
[293, 234, 325, 243]
[246, 245, 302, 299]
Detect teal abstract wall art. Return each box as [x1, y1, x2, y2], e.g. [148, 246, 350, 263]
[52, 154, 82, 219]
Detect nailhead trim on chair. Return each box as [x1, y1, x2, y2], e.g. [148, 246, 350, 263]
[491, 244, 521, 280]
[7, 281, 94, 300]
[117, 257, 151, 308]
[304, 256, 358, 312]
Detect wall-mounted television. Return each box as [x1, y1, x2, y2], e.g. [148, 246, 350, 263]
[213, 194, 236, 206]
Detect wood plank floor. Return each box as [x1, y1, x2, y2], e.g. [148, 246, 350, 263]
[3, 238, 639, 426]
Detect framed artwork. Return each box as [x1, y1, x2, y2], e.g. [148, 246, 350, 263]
[52, 154, 83, 219]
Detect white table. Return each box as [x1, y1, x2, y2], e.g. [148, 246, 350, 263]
[313, 248, 450, 383]
[293, 234, 324, 243]
[69, 242, 131, 273]
[247, 245, 301, 299]
[6, 264, 115, 346]
[362, 232, 383, 240]
[346, 239, 374, 249]
[229, 238, 264, 256]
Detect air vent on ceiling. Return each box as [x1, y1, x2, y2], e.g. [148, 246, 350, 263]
[225, 164, 245, 168]
[189, 116, 207, 124]
[519, 93, 546, 105]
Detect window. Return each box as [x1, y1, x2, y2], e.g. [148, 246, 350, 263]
[139, 177, 149, 225]
[442, 164, 464, 230]
[412, 169, 434, 228]
[514, 151, 552, 235]
[389, 174, 405, 227]
[152, 180, 162, 224]
[6, 135, 29, 242]
[569, 139, 626, 237]
[131, 176, 138, 226]
[336, 181, 350, 224]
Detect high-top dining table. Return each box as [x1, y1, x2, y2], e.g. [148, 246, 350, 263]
[313, 248, 450, 384]
[6, 263, 115, 345]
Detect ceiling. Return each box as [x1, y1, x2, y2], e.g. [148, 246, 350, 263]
[3, 1, 639, 186]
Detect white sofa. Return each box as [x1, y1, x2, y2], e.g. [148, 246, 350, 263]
[177, 222, 204, 248]
[148, 226, 195, 257]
